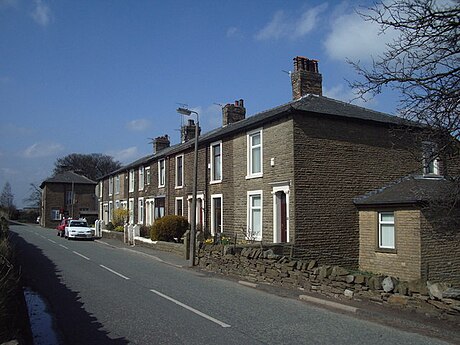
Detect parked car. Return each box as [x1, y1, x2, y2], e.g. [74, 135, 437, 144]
[56, 218, 70, 237]
[65, 219, 93, 240]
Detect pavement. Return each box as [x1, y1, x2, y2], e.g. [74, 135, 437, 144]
[93, 235, 460, 344]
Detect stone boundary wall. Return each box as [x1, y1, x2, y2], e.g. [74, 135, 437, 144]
[198, 244, 460, 319]
[101, 230, 185, 257]
[101, 229, 124, 241]
[134, 237, 185, 257]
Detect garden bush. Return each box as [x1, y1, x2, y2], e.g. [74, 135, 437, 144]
[150, 215, 189, 242]
[114, 225, 124, 232]
[112, 208, 128, 227]
[105, 222, 114, 231]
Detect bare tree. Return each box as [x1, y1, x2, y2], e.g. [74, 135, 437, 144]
[349, 0, 459, 156]
[0, 182, 15, 218]
[53, 153, 122, 181]
[23, 183, 41, 208]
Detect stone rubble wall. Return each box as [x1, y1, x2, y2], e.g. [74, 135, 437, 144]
[198, 244, 460, 319]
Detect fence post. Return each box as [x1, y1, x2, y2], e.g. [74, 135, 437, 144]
[183, 230, 190, 260]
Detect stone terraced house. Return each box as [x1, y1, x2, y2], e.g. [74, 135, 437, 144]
[40, 171, 98, 228]
[98, 56, 460, 279]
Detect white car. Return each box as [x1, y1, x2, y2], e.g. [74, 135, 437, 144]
[65, 219, 93, 240]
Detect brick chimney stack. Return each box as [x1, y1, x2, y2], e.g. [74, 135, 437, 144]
[153, 135, 170, 153]
[291, 56, 322, 100]
[181, 119, 201, 143]
[222, 99, 246, 126]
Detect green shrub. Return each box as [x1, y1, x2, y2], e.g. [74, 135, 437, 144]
[150, 215, 189, 242]
[106, 222, 114, 231]
[114, 225, 124, 232]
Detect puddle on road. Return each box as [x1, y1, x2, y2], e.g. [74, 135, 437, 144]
[23, 287, 61, 345]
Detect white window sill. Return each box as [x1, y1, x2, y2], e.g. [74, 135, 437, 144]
[210, 180, 222, 185]
[246, 174, 263, 180]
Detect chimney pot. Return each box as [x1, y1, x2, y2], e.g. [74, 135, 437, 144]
[222, 99, 246, 126]
[291, 56, 322, 99]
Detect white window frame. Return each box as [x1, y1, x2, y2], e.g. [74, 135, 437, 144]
[145, 167, 151, 185]
[158, 159, 165, 187]
[109, 201, 113, 223]
[422, 141, 441, 176]
[211, 194, 223, 235]
[246, 129, 263, 179]
[115, 200, 120, 209]
[139, 166, 145, 191]
[51, 208, 61, 221]
[175, 154, 184, 188]
[247, 191, 263, 241]
[210, 141, 222, 184]
[98, 181, 103, 198]
[109, 177, 114, 196]
[175, 197, 183, 216]
[129, 170, 135, 192]
[115, 175, 120, 195]
[138, 197, 144, 224]
[378, 211, 395, 249]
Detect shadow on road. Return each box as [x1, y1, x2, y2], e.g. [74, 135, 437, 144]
[10, 228, 129, 345]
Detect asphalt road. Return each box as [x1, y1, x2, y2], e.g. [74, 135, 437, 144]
[10, 223, 453, 345]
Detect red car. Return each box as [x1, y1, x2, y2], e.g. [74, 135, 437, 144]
[56, 218, 70, 237]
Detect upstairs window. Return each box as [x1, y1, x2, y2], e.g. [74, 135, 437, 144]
[109, 177, 114, 195]
[158, 159, 165, 187]
[129, 170, 135, 192]
[139, 166, 145, 191]
[175, 155, 183, 188]
[210, 141, 222, 183]
[65, 191, 73, 205]
[115, 175, 120, 194]
[422, 142, 441, 176]
[146, 167, 151, 185]
[379, 212, 395, 250]
[247, 129, 263, 178]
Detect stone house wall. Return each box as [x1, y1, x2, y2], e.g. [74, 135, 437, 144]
[42, 183, 96, 228]
[421, 209, 460, 283]
[359, 209, 422, 281]
[229, 118, 295, 243]
[293, 114, 420, 268]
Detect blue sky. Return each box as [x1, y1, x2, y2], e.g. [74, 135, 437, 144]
[1, 0, 400, 207]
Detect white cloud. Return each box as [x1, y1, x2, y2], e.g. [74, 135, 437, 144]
[255, 4, 328, 41]
[324, 5, 397, 62]
[226, 27, 240, 38]
[31, 0, 52, 27]
[126, 119, 151, 132]
[23, 142, 64, 158]
[108, 146, 140, 164]
[324, 84, 376, 108]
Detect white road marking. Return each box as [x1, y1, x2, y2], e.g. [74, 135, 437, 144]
[150, 289, 231, 328]
[48, 239, 57, 244]
[99, 265, 130, 280]
[59, 244, 69, 250]
[72, 251, 90, 260]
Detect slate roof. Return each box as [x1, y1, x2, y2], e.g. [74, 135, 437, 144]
[40, 171, 97, 189]
[102, 94, 409, 179]
[354, 175, 455, 206]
